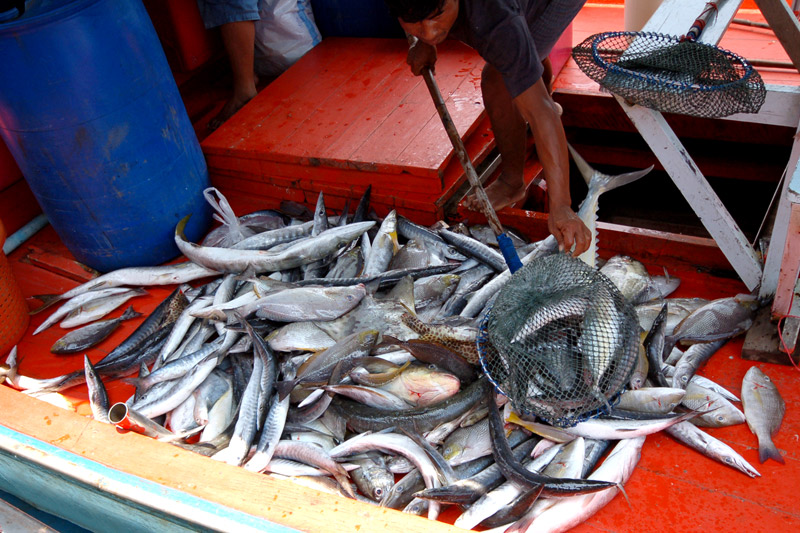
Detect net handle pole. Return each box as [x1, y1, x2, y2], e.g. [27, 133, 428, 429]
[685, 0, 726, 41]
[408, 35, 523, 273]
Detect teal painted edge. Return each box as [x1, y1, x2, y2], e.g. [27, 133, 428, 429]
[0, 425, 299, 533]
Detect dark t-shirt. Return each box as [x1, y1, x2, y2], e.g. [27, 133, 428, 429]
[449, 0, 586, 98]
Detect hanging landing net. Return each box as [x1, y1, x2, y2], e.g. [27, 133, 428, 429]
[478, 254, 640, 428]
[572, 31, 766, 118]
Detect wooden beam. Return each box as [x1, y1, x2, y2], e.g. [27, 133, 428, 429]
[766, 125, 800, 312]
[753, 0, 800, 72]
[643, 0, 743, 40]
[723, 84, 800, 128]
[615, 96, 763, 290]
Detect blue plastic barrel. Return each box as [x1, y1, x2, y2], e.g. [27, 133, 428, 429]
[0, 0, 211, 272]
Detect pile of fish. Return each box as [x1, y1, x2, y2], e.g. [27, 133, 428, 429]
[2, 155, 786, 532]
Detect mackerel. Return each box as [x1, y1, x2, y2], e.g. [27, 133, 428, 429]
[232, 220, 314, 251]
[175, 217, 375, 274]
[438, 228, 506, 271]
[33, 287, 136, 335]
[59, 288, 147, 329]
[51, 306, 141, 354]
[396, 216, 467, 262]
[84, 355, 110, 423]
[32, 262, 218, 313]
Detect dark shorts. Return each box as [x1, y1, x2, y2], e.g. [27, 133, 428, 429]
[197, 0, 263, 29]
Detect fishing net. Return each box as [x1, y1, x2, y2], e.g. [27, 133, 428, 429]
[572, 31, 766, 118]
[478, 254, 640, 427]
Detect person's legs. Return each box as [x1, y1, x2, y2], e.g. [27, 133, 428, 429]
[209, 20, 258, 130]
[462, 63, 529, 212]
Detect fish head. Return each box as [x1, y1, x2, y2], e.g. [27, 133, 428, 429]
[443, 245, 468, 261]
[721, 452, 761, 478]
[442, 440, 465, 462]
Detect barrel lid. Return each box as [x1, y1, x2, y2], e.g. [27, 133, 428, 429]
[0, 0, 98, 28]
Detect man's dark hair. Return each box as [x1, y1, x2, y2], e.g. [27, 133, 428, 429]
[383, 0, 446, 23]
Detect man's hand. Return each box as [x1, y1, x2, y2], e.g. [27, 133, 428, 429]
[548, 203, 591, 257]
[407, 39, 437, 76]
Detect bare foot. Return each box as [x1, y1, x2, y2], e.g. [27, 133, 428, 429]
[208, 86, 258, 131]
[462, 176, 529, 212]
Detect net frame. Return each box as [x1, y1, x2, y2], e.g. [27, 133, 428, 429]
[572, 31, 766, 118]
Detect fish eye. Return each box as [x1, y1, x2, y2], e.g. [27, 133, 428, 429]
[374, 488, 383, 498]
[681, 376, 688, 383]
[717, 415, 725, 422]
[428, 364, 437, 370]
[764, 376, 771, 382]
[724, 457, 733, 464]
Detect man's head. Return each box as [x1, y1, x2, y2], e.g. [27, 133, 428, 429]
[384, 0, 459, 45]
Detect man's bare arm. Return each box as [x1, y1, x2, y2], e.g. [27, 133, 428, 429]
[512, 79, 590, 256]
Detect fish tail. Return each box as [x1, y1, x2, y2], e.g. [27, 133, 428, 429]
[120, 377, 140, 388]
[569, 144, 652, 195]
[120, 306, 142, 321]
[758, 439, 784, 464]
[597, 165, 654, 195]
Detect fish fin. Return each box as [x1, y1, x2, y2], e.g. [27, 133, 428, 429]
[615, 482, 631, 507]
[567, 143, 596, 185]
[600, 165, 654, 194]
[363, 279, 382, 295]
[758, 440, 785, 464]
[28, 294, 64, 315]
[276, 379, 299, 401]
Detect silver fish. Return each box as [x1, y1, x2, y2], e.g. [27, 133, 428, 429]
[388, 238, 448, 271]
[681, 381, 746, 428]
[51, 306, 141, 354]
[31, 262, 218, 313]
[665, 421, 760, 477]
[517, 437, 645, 533]
[599, 255, 658, 304]
[438, 228, 506, 272]
[396, 215, 467, 262]
[175, 217, 375, 274]
[362, 210, 398, 277]
[667, 293, 760, 351]
[741, 366, 785, 464]
[350, 453, 395, 502]
[84, 355, 110, 423]
[635, 297, 709, 335]
[442, 418, 491, 466]
[616, 386, 685, 414]
[60, 288, 147, 329]
[33, 287, 137, 336]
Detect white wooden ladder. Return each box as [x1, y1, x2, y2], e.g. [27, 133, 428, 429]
[617, 0, 800, 300]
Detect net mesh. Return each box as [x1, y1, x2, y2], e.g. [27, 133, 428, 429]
[572, 31, 766, 119]
[478, 254, 640, 427]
